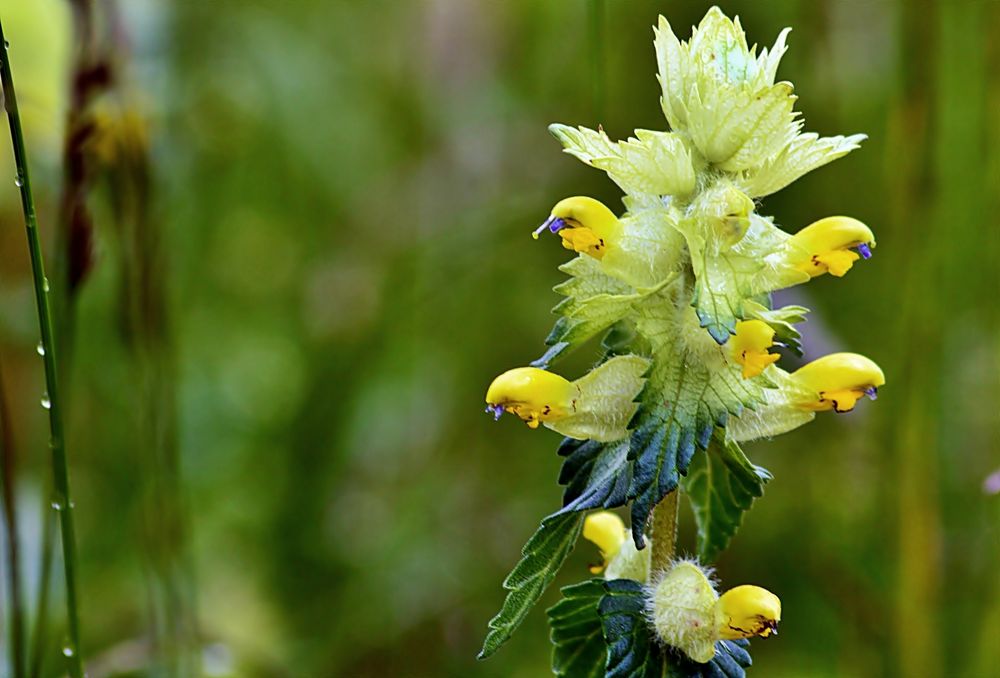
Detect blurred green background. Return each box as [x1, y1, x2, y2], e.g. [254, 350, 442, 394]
[0, 0, 998, 676]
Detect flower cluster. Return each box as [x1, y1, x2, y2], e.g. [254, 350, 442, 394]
[480, 8, 884, 674]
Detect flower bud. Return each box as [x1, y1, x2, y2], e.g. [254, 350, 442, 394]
[649, 561, 781, 663]
[788, 216, 876, 278]
[485, 367, 575, 429]
[533, 196, 621, 260]
[790, 352, 885, 413]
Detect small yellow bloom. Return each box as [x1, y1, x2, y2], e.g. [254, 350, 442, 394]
[791, 352, 885, 413]
[533, 196, 622, 260]
[732, 320, 780, 378]
[582, 511, 626, 574]
[484, 367, 575, 429]
[716, 585, 781, 640]
[789, 216, 876, 278]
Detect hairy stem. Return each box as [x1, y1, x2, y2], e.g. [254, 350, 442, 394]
[649, 489, 679, 577]
[0, 21, 85, 678]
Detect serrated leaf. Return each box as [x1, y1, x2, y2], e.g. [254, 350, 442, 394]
[654, 15, 691, 129]
[599, 579, 666, 678]
[682, 432, 771, 562]
[479, 512, 585, 659]
[549, 124, 696, 198]
[555, 437, 633, 516]
[534, 256, 639, 368]
[548, 580, 607, 678]
[666, 640, 753, 678]
[688, 81, 799, 172]
[742, 132, 866, 198]
[626, 295, 766, 546]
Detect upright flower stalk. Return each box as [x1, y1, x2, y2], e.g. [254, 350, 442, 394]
[479, 8, 885, 676]
[0, 20, 85, 678]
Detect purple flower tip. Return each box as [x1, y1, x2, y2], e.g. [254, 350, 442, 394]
[857, 242, 873, 260]
[485, 404, 504, 421]
[864, 386, 878, 401]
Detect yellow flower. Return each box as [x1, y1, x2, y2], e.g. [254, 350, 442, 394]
[582, 511, 626, 574]
[789, 216, 876, 278]
[650, 561, 781, 663]
[716, 585, 781, 640]
[484, 367, 575, 429]
[732, 320, 780, 378]
[790, 352, 885, 413]
[532, 196, 621, 260]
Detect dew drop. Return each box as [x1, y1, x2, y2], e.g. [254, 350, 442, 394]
[62, 646, 74, 657]
[14, 175, 23, 187]
[42, 277, 50, 292]
[51, 501, 63, 511]
[40, 393, 51, 409]
[36, 341, 45, 356]
[3, 40, 9, 48]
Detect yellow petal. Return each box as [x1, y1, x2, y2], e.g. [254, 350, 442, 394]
[790, 352, 885, 412]
[582, 512, 627, 565]
[715, 585, 781, 640]
[485, 367, 575, 427]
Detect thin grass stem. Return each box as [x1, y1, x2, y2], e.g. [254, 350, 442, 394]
[0, 19, 85, 678]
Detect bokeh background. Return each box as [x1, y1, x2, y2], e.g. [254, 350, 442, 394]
[0, 0, 997, 676]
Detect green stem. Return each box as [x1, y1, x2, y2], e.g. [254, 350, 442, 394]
[649, 489, 679, 577]
[0, 20, 85, 678]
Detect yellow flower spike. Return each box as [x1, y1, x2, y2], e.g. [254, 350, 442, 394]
[715, 585, 782, 640]
[485, 367, 576, 429]
[732, 320, 780, 378]
[532, 196, 622, 260]
[790, 352, 886, 413]
[582, 511, 627, 573]
[789, 216, 876, 278]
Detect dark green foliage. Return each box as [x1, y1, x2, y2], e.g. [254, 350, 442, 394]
[666, 640, 753, 678]
[599, 579, 665, 678]
[683, 434, 771, 562]
[549, 580, 607, 678]
[555, 437, 632, 516]
[479, 512, 585, 659]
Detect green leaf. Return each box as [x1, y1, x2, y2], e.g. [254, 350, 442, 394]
[548, 124, 696, 198]
[478, 512, 585, 659]
[534, 256, 639, 368]
[666, 640, 753, 678]
[626, 291, 766, 546]
[548, 580, 607, 678]
[555, 437, 632, 516]
[682, 432, 771, 562]
[599, 579, 665, 678]
[741, 132, 866, 198]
